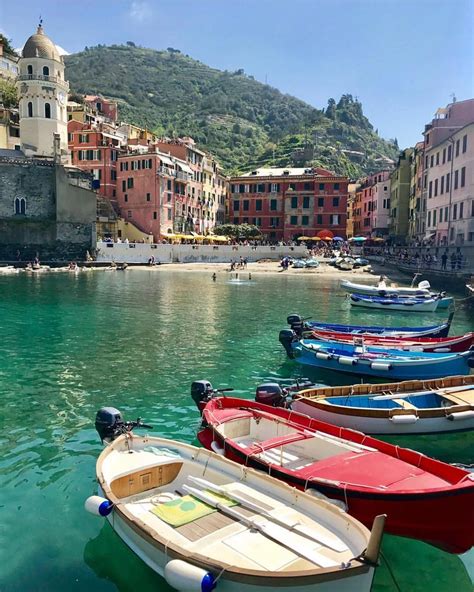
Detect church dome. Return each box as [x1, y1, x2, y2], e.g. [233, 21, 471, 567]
[22, 25, 61, 61]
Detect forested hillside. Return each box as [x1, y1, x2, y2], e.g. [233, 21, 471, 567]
[65, 44, 398, 176]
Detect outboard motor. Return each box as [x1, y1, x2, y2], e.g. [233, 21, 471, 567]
[94, 407, 152, 443]
[287, 313, 303, 326]
[279, 329, 296, 358]
[191, 380, 214, 411]
[255, 383, 286, 407]
[95, 407, 124, 443]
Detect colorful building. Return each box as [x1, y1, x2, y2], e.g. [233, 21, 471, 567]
[388, 149, 413, 243]
[408, 142, 425, 242]
[352, 171, 390, 237]
[229, 167, 348, 241]
[68, 120, 125, 205]
[0, 41, 19, 79]
[424, 122, 474, 246]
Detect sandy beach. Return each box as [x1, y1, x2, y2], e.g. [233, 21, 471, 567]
[131, 259, 406, 282]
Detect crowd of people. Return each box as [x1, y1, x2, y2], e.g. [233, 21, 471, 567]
[365, 246, 468, 272]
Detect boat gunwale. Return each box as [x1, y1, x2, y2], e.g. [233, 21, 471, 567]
[96, 434, 372, 585]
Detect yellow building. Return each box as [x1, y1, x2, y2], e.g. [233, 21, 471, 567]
[346, 182, 359, 238]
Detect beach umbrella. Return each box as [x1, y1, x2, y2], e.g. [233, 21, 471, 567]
[297, 236, 313, 241]
[333, 236, 344, 241]
[317, 229, 333, 240]
[350, 236, 367, 242]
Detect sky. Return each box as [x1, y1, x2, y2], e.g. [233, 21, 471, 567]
[1, 0, 473, 148]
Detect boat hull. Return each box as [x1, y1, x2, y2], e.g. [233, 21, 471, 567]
[198, 399, 474, 554]
[292, 398, 474, 435]
[106, 509, 374, 591]
[350, 294, 440, 312]
[309, 330, 474, 353]
[302, 319, 452, 338]
[292, 341, 473, 380]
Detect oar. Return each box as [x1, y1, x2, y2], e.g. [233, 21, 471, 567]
[182, 484, 338, 568]
[187, 476, 347, 552]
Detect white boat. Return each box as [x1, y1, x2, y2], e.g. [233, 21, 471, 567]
[350, 293, 440, 312]
[292, 375, 474, 435]
[341, 279, 433, 297]
[85, 415, 384, 592]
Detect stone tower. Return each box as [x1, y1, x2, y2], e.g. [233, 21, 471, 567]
[16, 24, 69, 160]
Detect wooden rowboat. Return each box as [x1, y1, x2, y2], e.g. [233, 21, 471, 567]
[308, 330, 474, 353]
[349, 293, 441, 312]
[198, 397, 474, 554]
[279, 334, 474, 380]
[86, 431, 383, 592]
[287, 313, 454, 339]
[292, 375, 474, 435]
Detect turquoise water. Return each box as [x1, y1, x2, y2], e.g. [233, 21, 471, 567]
[0, 269, 472, 591]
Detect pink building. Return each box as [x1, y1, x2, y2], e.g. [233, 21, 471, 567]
[425, 121, 474, 245]
[353, 171, 391, 237]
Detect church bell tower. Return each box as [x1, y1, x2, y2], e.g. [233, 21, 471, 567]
[16, 23, 69, 160]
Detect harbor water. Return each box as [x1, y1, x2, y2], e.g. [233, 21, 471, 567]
[0, 269, 472, 591]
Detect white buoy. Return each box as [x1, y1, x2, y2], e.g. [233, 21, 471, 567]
[390, 414, 418, 424]
[164, 559, 216, 592]
[338, 356, 355, 366]
[447, 410, 474, 421]
[84, 495, 114, 517]
[370, 362, 392, 371]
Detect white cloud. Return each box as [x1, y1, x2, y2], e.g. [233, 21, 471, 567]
[129, 1, 153, 23]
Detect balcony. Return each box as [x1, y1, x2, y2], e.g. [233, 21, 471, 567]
[18, 73, 69, 90]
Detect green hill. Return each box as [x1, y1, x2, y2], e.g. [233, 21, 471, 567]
[64, 44, 398, 176]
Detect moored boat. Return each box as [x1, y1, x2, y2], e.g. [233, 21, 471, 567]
[341, 280, 454, 309]
[278, 334, 474, 380]
[86, 409, 383, 592]
[291, 375, 474, 435]
[308, 330, 474, 353]
[350, 293, 441, 312]
[196, 395, 474, 554]
[286, 313, 454, 339]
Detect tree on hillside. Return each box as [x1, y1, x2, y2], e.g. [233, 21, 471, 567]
[0, 34, 17, 55]
[326, 98, 336, 120]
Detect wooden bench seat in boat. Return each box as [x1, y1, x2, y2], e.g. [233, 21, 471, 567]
[390, 399, 417, 410]
[245, 432, 310, 455]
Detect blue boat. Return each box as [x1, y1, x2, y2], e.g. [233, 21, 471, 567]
[287, 313, 453, 338]
[350, 293, 440, 312]
[279, 334, 474, 380]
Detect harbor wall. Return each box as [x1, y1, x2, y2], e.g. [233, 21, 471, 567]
[95, 242, 307, 264]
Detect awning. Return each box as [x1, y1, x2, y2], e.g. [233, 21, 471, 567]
[161, 233, 178, 239]
[158, 155, 174, 167]
[177, 162, 193, 175]
[297, 236, 313, 241]
[208, 235, 230, 242]
[349, 236, 367, 242]
[424, 232, 436, 241]
[174, 234, 195, 240]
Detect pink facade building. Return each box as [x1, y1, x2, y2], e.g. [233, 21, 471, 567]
[425, 122, 474, 245]
[353, 171, 391, 237]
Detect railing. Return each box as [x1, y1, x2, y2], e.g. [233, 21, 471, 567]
[18, 74, 69, 89]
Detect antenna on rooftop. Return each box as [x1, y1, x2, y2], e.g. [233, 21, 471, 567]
[450, 92, 457, 103]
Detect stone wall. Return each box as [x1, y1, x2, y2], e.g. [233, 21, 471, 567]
[0, 157, 96, 261]
[96, 242, 307, 264]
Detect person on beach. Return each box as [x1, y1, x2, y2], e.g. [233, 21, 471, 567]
[212, 273, 216, 281]
[441, 251, 448, 270]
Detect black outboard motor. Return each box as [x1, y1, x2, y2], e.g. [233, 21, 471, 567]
[191, 380, 214, 410]
[95, 407, 124, 443]
[287, 313, 305, 336]
[279, 329, 296, 358]
[255, 383, 286, 407]
[95, 407, 152, 443]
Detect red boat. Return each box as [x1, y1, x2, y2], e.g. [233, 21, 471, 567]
[198, 396, 474, 554]
[309, 330, 474, 353]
